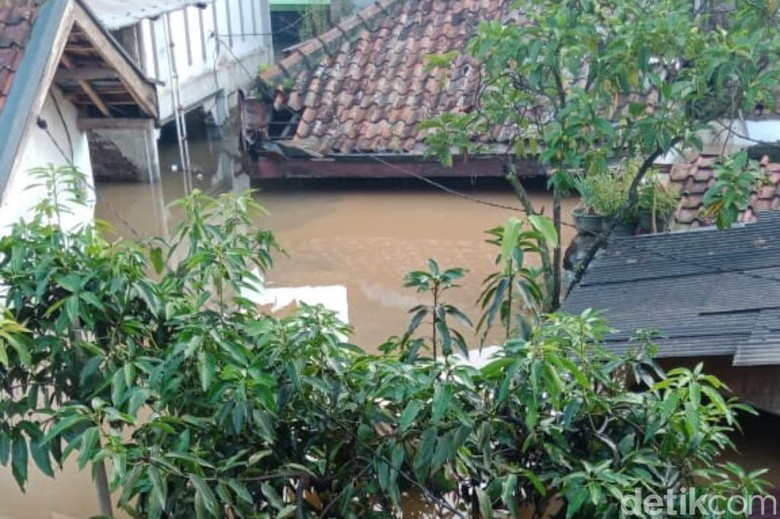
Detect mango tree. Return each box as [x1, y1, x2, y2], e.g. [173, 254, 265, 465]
[423, 0, 780, 306]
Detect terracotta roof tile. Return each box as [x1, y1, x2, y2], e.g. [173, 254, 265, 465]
[260, 0, 516, 155]
[671, 154, 780, 230]
[0, 1, 42, 115]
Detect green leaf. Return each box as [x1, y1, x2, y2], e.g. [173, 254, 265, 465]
[150, 247, 165, 275]
[399, 400, 423, 433]
[190, 474, 219, 515]
[432, 383, 453, 424]
[0, 434, 10, 466]
[476, 487, 493, 519]
[500, 217, 522, 264]
[528, 215, 558, 245]
[30, 436, 54, 478]
[43, 415, 89, 444]
[148, 466, 167, 513]
[77, 427, 100, 469]
[11, 435, 28, 489]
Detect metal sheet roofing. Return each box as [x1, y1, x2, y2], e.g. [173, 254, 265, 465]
[562, 211, 780, 366]
[82, 0, 213, 30]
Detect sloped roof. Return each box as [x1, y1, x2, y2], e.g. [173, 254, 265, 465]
[259, 0, 518, 155]
[562, 211, 780, 366]
[0, 0, 158, 196]
[0, 1, 43, 114]
[670, 154, 780, 229]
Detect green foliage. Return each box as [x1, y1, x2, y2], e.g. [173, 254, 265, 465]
[401, 259, 472, 361]
[703, 150, 765, 230]
[477, 217, 551, 343]
[573, 172, 632, 219]
[0, 168, 768, 517]
[299, 3, 330, 41]
[424, 0, 780, 288]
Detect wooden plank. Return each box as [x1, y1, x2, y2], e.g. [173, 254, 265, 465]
[60, 54, 112, 117]
[71, 6, 158, 119]
[77, 117, 155, 131]
[55, 67, 118, 82]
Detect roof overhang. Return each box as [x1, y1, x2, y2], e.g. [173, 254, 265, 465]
[0, 0, 159, 197]
[82, 0, 215, 30]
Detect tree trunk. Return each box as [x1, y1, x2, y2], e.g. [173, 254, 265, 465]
[94, 460, 113, 517]
[551, 185, 562, 309]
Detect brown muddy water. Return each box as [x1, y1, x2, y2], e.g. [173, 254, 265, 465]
[0, 137, 576, 518]
[96, 138, 579, 349]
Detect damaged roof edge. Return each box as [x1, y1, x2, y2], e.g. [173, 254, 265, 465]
[0, 0, 69, 198]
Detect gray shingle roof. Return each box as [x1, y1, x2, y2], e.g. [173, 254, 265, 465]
[562, 211, 780, 366]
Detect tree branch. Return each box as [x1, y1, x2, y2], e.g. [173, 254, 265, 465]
[566, 138, 682, 296]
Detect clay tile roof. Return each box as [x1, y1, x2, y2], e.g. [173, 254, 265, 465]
[670, 154, 780, 230]
[260, 0, 516, 155]
[0, 1, 43, 115]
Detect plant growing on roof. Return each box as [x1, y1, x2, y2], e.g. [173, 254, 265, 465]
[702, 150, 766, 230]
[423, 0, 780, 305]
[636, 173, 681, 232]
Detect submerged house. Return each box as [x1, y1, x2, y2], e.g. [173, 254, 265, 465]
[562, 211, 780, 483]
[0, 0, 158, 231]
[240, 0, 541, 179]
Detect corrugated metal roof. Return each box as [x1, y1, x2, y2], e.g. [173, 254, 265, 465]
[562, 211, 780, 366]
[82, 0, 214, 30]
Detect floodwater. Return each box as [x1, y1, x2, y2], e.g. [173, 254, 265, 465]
[96, 137, 578, 348]
[0, 136, 577, 519]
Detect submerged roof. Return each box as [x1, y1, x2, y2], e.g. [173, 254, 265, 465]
[82, 0, 214, 30]
[671, 154, 780, 230]
[259, 0, 518, 155]
[562, 211, 780, 366]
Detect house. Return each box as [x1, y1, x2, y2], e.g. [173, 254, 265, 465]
[0, 0, 158, 232]
[82, 0, 274, 180]
[561, 211, 780, 484]
[241, 0, 542, 179]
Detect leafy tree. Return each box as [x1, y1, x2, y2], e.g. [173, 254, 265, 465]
[0, 167, 768, 517]
[423, 0, 780, 305]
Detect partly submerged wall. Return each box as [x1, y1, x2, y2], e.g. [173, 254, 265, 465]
[0, 87, 95, 233]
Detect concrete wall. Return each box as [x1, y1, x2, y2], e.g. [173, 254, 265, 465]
[90, 121, 160, 183]
[0, 87, 95, 233]
[137, 0, 274, 125]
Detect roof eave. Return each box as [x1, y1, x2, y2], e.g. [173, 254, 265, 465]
[0, 0, 71, 196]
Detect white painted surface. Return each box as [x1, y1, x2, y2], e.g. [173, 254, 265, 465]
[136, 0, 274, 123]
[243, 272, 350, 324]
[0, 88, 96, 234]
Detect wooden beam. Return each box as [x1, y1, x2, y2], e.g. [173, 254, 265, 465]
[71, 7, 158, 119]
[55, 67, 118, 82]
[77, 117, 154, 131]
[60, 54, 112, 117]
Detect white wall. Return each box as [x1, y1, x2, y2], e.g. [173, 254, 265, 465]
[0, 87, 96, 233]
[138, 0, 273, 123]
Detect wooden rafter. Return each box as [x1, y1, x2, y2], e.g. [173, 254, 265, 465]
[55, 67, 118, 82]
[71, 8, 157, 119]
[60, 53, 112, 117]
